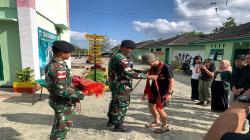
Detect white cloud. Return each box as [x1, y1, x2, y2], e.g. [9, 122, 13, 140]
[133, 0, 250, 38]
[70, 31, 87, 40]
[133, 19, 193, 38]
[174, 0, 250, 32]
[109, 39, 120, 47]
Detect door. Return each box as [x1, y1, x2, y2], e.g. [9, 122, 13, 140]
[233, 49, 250, 67]
[234, 49, 250, 60]
[165, 48, 169, 64]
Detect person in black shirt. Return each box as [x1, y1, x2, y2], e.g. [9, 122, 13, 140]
[142, 53, 174, 133]
[233, 52, 250, 132]
[233, 52, 250, 97]
[196, 59, 215, 106]
[232, 55, 247, 98]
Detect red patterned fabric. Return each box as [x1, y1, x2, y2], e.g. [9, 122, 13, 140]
[143, 61, 164, 109]
[72, 76, 105, 97]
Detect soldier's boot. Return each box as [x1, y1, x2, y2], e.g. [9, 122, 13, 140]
[107, 120, 115, 128]
[112, 124, 130, 132]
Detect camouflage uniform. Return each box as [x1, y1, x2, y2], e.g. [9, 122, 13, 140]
[45, 57, 83, 140]
[107, 51, 147, 125]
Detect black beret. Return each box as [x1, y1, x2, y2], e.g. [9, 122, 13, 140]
[52, 40, 75, 53]
[121, 40, 136, 49]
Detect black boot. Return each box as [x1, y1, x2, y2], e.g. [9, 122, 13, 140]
[112, 124, 130, 132]
[107, 120, 114, 128]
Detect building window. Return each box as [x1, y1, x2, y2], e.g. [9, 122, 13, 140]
[156, 48, 161, 51]
[223, 44, 225, 48]
[211, 44, 213, 48]
[151, 49, 153, 52]
[209, 49, 224, 61]
[0, 48, 4, 80]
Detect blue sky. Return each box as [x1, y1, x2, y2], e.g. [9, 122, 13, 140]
[70, 0, 250, 48]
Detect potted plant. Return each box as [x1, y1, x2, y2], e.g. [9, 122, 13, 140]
[13, 67, 36, 93]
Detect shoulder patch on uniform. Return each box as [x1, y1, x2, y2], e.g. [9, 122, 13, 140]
[57, 70, 67, 80]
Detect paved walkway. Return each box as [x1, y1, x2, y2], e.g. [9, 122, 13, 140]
[0, 58, 219, 140]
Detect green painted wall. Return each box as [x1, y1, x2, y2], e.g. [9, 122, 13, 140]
[134, 48, 149, 59]
[0, 0, 17, 19]
[171, 45, 204, 61]
[0, 0, 16, 7]
[149, 45, 204, 64]
[199, 40, 250, 67]
[0, 21, 22, 86]
[149, 46, 165, 62]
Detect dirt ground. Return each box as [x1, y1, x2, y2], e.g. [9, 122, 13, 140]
[0, 58, 220, 140]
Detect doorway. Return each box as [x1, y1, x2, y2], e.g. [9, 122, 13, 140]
[165, 48, 169, 64]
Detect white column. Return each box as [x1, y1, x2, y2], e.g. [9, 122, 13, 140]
[17, 7, 40, 79]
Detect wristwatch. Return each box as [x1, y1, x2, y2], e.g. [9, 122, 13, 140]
[238, 95, 250, 103]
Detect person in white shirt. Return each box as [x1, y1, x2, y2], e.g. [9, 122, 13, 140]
[190, 55, 202, 101]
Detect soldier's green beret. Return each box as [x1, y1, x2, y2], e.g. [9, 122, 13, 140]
[52, 40, 75, 53]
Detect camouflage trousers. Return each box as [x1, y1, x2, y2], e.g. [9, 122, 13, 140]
[49, 101, 77, 140]
[107, 91, 130, 124]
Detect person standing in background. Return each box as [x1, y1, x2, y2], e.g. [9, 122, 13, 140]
[230, 55, 246, 104]
[232, 55, 247, 99]
[196, 59, 215, 106]
[190, 55, 202, 101]
[211, 60, 232, 112]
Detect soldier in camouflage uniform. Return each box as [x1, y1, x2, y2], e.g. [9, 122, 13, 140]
[45, 40, 84, 140]
[107, 40, 157, 132]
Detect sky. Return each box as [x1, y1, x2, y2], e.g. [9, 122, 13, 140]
[69, 0, 250, 49]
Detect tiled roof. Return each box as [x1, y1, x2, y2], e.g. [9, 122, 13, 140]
[194, 22, 250, 43]
[136, 40, 157, 48]
[137, 34, 201, 48]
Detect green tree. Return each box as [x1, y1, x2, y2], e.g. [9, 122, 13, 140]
[102, 36, 112, 51]
[213, 17, 237, 33]
[177, 31, 204, 36]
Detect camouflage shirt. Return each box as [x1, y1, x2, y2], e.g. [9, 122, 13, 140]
[45, 57, 82, 102]
[108, 51, 147, 92]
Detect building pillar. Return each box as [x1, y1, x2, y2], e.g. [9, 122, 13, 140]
[16, 0, 40, 79]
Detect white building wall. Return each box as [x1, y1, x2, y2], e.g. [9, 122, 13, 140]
[36, 14, 57, 34]
[35, 0, 68, 27]
[17, 0, 70, 79]
[35, 0, 70, 68]
[17, 7, 40, 79]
